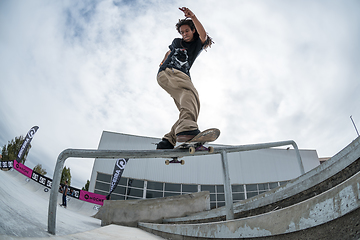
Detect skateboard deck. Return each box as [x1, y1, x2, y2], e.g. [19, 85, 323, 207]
[165, 128, 220, 165]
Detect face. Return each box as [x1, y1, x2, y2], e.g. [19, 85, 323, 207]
[179, 25, 195, 42]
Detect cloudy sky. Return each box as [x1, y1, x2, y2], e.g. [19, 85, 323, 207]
[1, 0, 359, 189]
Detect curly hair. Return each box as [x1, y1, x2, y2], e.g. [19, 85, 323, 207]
[176, 18, 214, 50]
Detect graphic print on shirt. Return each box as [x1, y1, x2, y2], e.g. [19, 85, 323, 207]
[169, 48, 190, 74]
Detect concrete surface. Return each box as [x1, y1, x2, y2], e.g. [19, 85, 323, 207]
[0, 169, 164, 239]
[164, 135, 360, 224]
[139, 169, 360, 238]
[94, 191, 210, 227]
[1, 225, 165, 240]
[3, 137, 360, 239]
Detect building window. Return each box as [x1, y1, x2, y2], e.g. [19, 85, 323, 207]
[113, 185, 127, 196]
[96, 172, 111, 183]
[258, 183, 270, 194]
[147, 181, 163, 191]
[146, 190, 163, 199]
[201, 185, 217, 209]
[232, 184, 245, 202]
[94, 173, 144, 200]
[201, 185, 215, 193]
[244, 182, 284, 200]
[126, 188, 143, 200]
[94, 172, 289, 208]
[146, 181, 164, 199]
[269, 182, 279, 189]
[279, 181, 288, 186]
[164, 191, 179, 197]
[128, 179, 144, 188]
[126, 179, 144, 200]
[201, 184, 227, 209]
[182, 184, 198, 193]
[165, 183, 181, 192]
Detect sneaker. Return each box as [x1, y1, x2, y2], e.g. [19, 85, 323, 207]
[156, 138, 174, 149]
[176, 129, 200, 142]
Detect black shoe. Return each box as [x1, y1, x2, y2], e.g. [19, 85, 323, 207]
[156, 138, 174, 149]
[176, 129, 200, 142]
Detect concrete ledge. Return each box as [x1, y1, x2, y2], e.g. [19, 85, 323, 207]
[139, 170, 360, 239]
[94, 191, 210, 227]
[164, 136, 360, 223]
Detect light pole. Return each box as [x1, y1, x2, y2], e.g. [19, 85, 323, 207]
[350, 115, 360, 137]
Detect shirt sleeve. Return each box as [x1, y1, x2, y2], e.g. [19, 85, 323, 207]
[169, 38, 182, 51]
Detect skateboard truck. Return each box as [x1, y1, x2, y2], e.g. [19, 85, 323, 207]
[165, 157, 185, 165]
[164, 128, 220, 165]
[176, 128, 219, 154]
[164, 145, 214, 165]
[187, 144, 214, 154]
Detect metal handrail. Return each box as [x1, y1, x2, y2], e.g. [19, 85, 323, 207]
[48, 140, 303, 234]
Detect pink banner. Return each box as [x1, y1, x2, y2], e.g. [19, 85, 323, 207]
[13, 159, 32, 178]
[12, 159, 106, 206]
[79, 190, 106, 206]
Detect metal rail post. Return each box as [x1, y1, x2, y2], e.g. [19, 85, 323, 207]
[291, 141, 305, 175]
[221, 150, 234, 220]
[48, 151, 67, 234]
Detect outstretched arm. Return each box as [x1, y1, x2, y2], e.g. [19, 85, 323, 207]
[179, 7, 207, 44]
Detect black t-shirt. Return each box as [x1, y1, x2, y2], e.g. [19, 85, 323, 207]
[62, 184, 68, 196]
[159, 37, 204, 77]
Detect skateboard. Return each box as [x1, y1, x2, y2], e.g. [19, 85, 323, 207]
[165, 128, 220, 165]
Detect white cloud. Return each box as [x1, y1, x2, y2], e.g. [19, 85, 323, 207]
[1, 0, 359, 188]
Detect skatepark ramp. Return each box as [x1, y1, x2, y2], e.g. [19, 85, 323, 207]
[137, 136, 360, 239]
[0, 168, 165, 239]
[0, 169, 103, 238]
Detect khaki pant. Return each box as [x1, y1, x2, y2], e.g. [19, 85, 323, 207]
[157, 68, 200, 146]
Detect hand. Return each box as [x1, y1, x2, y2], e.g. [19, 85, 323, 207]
[179, 7, 195, 18]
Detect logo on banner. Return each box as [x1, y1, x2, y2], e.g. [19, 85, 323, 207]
[106, 158, 129, 200]
[80, 191, 106, 205]
[27, 127, 37, 139]
[110, 158, 128, 190]
[16, 126, 39, 162]
[14, 160, 32, 178]
[116, 158, 127, 169]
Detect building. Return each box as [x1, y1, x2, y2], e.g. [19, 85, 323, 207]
[89, 131, 320, 209]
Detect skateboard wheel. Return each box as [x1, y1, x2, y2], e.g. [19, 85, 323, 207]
[181, 160, 185, 165]
[165, 160, 170, 165]
[208, 146, 214, 153]
[189, 147, 195, 154]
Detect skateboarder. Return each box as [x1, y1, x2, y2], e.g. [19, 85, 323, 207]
[157, 7, 213, 149]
